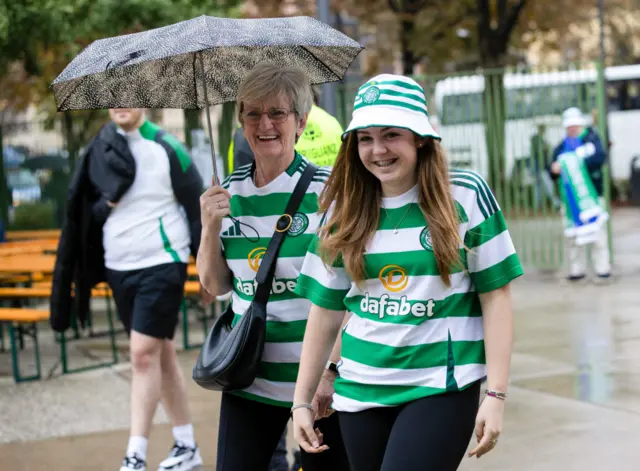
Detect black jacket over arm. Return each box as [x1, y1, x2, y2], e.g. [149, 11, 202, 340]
[50, 122, 203, 333]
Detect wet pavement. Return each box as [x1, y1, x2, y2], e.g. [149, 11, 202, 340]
[0, 208, 638, 470]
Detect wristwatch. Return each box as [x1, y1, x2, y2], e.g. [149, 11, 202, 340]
[325, 361, 339, 376]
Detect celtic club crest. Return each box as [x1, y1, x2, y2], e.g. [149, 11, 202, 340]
[288, 212, 309, 237]
[420, 226, 433, 251]
[362, 86, 381, 104]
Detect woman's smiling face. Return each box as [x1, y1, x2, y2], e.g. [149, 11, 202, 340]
[241, 95, 305, 163]
[356, 127, 421, 196]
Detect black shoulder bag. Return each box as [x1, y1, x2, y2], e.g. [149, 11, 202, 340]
[192, 163, 318, 391]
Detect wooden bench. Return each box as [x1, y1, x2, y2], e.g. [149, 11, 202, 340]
[5, 281, 190, 297]
[0, 286, 112, 298]
[184, 281, 201, 296]
[0, 307, 50, 323]
[6, 229, 61, 241]
[0, 307, 50, 382]
[0, 273, 47, 285]
[0, 285, 119, 381]
[0, 280, 219, 368]
[0, 287, 53, 298]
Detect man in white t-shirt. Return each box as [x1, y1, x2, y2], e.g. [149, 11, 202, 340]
[97, 108, 208, 471]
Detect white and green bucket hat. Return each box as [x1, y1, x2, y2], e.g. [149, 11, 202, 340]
[344, 74, 441, 141]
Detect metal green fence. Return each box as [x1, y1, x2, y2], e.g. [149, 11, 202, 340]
[336, 62, 612, 271]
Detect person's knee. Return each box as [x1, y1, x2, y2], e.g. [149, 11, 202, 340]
[159, 340, 180, 372]
[130, 336, 163, 372]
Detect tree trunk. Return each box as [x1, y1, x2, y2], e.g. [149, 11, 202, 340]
[476, 0, 527, 196]
[63, 111, 78, 175]
[401, 19, 416, 75]
[183, 109, 202, 149]
[147, 109, 163, 124]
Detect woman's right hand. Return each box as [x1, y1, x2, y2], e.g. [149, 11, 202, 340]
[292, 407, 329, 454]
[200, 185, 232, 231]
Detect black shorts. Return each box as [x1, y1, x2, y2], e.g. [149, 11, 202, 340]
[106, 262, 187, 340]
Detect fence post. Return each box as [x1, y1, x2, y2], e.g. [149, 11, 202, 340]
[0, 124, 9, 227]
[595, 60, 613, 264]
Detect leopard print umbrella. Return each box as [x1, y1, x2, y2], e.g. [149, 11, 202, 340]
[51, 15, 364, 111]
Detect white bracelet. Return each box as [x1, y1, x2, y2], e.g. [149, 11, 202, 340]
[290, 403, 313, 416]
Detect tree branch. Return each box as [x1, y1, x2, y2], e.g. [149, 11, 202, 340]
[497, 0, 508, 24]
[477, 0, 491, 31]
[499, 0, 527, 41]
[428, 9, 475, 41]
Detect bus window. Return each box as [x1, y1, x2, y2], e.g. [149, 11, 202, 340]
[627, 80, 640, 110]
[606, 82, 622, 110]
[441, 93, 483, 125]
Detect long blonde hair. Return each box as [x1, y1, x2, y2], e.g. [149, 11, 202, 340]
[318, 133, 462, 286]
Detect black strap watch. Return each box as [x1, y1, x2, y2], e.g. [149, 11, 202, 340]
[326, 361, 339, 376]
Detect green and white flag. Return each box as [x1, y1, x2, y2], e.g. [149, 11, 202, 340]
[558, 150, 608, 245]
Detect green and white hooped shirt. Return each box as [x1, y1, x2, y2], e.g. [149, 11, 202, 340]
[220, 153, 330, 407]
[295, 170, 524, 413]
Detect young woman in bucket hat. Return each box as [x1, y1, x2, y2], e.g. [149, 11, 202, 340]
[290, 74, 524, 470]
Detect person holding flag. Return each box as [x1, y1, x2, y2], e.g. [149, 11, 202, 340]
[549, 107, 611, 281]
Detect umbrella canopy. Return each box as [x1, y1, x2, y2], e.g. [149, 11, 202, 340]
[51, 15, 363, 111]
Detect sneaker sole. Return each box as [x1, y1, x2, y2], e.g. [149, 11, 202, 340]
[158, 453, 203, 471]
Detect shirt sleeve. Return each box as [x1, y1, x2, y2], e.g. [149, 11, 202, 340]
[295, 212, 352, 310]
[459, 172, 524, 293]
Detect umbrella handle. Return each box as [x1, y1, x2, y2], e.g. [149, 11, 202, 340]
[197, 51, 220, 186]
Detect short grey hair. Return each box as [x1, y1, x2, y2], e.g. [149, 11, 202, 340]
[236, 63, 313, 123]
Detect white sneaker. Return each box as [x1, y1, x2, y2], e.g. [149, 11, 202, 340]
[120, 453, 147, 471]
[157, 442, 203, 471]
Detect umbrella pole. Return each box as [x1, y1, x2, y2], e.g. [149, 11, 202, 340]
[197, 51, 220, 185]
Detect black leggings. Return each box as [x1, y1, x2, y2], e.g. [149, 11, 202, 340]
[217, 392, 350, 471]
[338, 381, 481, 471]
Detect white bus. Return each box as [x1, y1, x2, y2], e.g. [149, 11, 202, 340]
[431, 64, 640, 182]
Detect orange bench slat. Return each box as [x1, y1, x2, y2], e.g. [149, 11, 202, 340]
[0, 287, 52, 298]
[0, 281, 198, 298]
[0, 307, 50, 323]
[184, 281, 201, 295]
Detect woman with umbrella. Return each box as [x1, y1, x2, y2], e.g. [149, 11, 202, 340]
[197, 63, 349, 470]
[291, 74, 523, 470]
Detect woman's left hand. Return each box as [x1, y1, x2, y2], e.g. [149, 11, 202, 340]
[468, 396, 505, 459]
[311, 371, 336, 420]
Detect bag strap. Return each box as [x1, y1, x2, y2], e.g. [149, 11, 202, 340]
[253, 162, 318, 305]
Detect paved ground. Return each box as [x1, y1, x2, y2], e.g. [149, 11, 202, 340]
[1, 208, 638, 470]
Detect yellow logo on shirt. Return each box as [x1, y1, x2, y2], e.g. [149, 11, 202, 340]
[248, 247, 267, 272]
[379, 265, 408, 292]
[240, 247, 296, 296]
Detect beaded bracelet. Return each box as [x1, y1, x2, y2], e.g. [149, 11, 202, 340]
[485, 389, 507, 400]
[290, 403, 314, 417]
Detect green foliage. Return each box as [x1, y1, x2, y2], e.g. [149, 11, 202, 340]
[0, 0, 71, 75]
[0, 0, 244, 100]
[9, 201, 57, 230]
